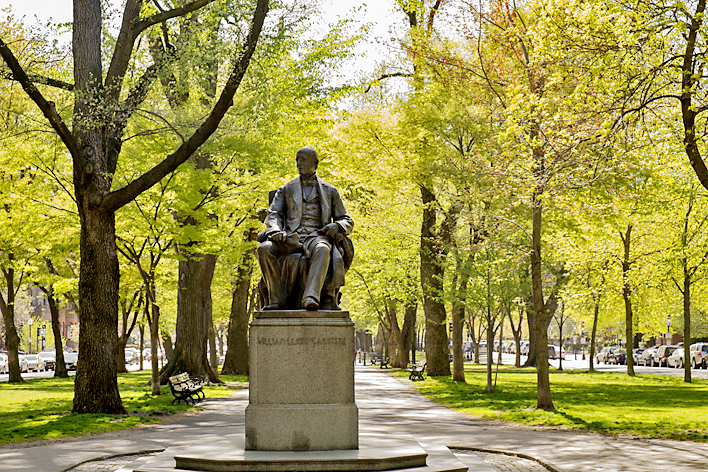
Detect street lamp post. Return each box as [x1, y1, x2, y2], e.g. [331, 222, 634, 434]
[28, 318, 33, 354]
[581, 322, 586, 360]
[666, 315, 672, 344]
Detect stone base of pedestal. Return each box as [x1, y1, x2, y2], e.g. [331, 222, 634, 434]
[124, 434, 470, 472]
[245, 311, 357, 451]
[245, 404, 358, 451]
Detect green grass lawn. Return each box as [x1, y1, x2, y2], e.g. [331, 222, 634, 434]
[395, 365, 708, 441]
[0, 372, 247, 444]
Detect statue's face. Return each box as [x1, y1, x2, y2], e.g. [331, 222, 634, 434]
[296, 150, 318, 176]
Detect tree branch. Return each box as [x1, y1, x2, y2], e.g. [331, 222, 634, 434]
[101, 0, 270, 212]
[0, 71, 74, 91]
[0, 38, 81, 163]
[121, 51, 175, 116]
[134, 0, 216, 37]
[427, 0, 443, 32]
[105, 0, 143, 102]
[364, 72, 413, 93]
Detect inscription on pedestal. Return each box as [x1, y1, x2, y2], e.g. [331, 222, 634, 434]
[257, 336, 347, 346]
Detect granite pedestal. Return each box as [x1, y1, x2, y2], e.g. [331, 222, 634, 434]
[245, 310, 358, 451]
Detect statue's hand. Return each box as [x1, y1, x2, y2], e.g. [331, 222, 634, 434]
[322, 223, 340, 238]
[270, 231, 286, 242]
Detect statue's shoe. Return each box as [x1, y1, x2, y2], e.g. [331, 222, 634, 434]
[302, 297, 319, 310]
[320, 299, 341, 310]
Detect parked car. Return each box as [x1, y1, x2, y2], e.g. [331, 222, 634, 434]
[668, 347, 685, 368]
[38, 350, 56, 371]
[24, 354, 45, 372]
[0, 352, 30, 373]
[519, 341, 530, 355]
[632, 348, 644, 364]
[652, 345, 677, 367]
[638, 347, 657, 366]
[478, 340, 488, 355]
[17, 354, 29, 373]
[690, 342, 708, 369]
[124, 347, 139, 365]
[607, 348, 627, 365]
[64, 352, 79, 370]
[508, 341, 517, 354]
[596, 346, 618, 364]
[548, 345, 565, 360]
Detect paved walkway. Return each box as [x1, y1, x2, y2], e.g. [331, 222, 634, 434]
[1, 365, 707, 471]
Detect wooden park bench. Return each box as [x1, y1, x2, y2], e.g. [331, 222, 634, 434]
[168, 372, 206, 405]
[371, 354, 389, 369]
[408, 362, 426, 381]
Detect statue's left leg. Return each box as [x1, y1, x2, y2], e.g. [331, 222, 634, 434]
[302, 242, 331, 310]
[319, 289, 339, 311]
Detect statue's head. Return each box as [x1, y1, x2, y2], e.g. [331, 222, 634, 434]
[296, 147, 318, 177]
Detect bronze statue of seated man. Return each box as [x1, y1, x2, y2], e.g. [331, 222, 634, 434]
[257, 147, 354, 311]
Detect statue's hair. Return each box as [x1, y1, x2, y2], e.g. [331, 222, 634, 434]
[297, 146, 318, 163]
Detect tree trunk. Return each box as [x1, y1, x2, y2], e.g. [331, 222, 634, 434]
[42, 260, 69, 377]
[468, 319, 480, 364]
[486, 312, 494, 392]
[209, 324, 218, 370]
[149, 301, 161, 395]
[138, 323, 145, 371]
[620, 224, 635, 376]
[683, 261, 692, 382]
[68, 0, 127, 415]
[398, 303, 416, 367]
[159, 254, 220, 384]
[531, 193, 553, 411]
[420, 184, 450, 376]
[452, 270, 467, 382]
[508, 306, 523, 368]
[375, 323, 385, 358]
[218, 325, 225, 358]
[385, 300, 405, 368]
[222, 248, 254, 375]
[556, 315, 563, 371]
[162, 331, 174, 362]
[589, 297, 600, 372]
[117, 296, 135, 374]
[523, 297, 537, 367]
[45, 287, 69, 378]
[72, 204, 124, 413]
[497, 319, 503, 366]
[0, 265, 22, 383]
[117, 334, 128, 373]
